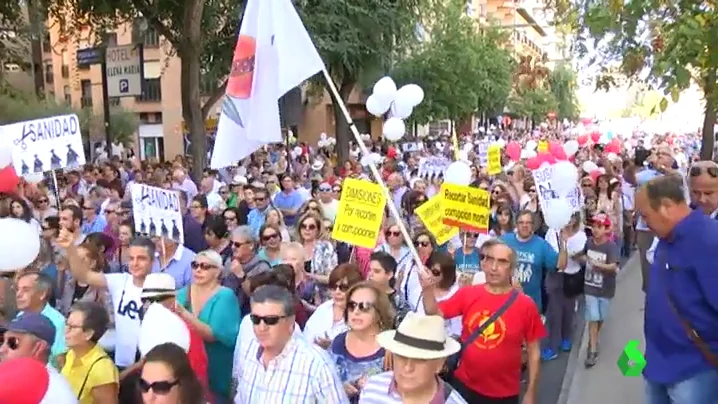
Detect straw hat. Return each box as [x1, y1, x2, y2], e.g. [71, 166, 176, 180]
[376, 312, 460, 360]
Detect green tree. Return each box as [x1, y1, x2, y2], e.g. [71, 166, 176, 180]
[298, 0, 428, 162]
[392, 0, 513, 126]
[43, 0, 243, 177]
[507, 87, 558, 125]
[550, 0, 717, 158]
[547, 63, 580, 121]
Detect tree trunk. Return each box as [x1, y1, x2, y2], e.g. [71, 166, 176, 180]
[179, 0, 207, 181]
[700, 68, 717, 160]
[329, 77, 355, 164]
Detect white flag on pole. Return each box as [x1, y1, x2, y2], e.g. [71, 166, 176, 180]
[210, 0, 325, 169]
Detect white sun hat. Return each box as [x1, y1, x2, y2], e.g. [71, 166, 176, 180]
[376, 312, 460, 360]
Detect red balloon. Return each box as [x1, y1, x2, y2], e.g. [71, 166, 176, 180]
[0, 358, 50, 404]
[590, 132, 601, 143]
[577, 135, 589, 147]
[0, 165, 19, 194]
[589, 169, 602, 182]
[526, 157, 542, 170]
[537, 152, 556, 165]
[506, 142, 521, 162]
[549, 142, 567, 160]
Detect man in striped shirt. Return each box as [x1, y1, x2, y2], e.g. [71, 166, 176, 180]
[234, 285, 348, 403]
[359, 312, 468, 404]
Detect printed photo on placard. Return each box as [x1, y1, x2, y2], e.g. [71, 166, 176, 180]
[2, 114, 86, 175]
[131, 183, 184, 243]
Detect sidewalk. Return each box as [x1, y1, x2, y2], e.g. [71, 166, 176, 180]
[562, 254, 646, 404]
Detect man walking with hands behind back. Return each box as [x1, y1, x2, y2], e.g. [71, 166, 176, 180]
[421, 239, 545, 404]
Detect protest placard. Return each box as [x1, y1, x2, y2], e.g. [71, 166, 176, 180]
[332, 178, 386, 249]
[414, 194, 459, 245]
[440, 183, 491, 232]
[131, 184, 184, 243]
[2, 114, 86, 175]
[531, 164, 582, 213]
[487, 144, 502, 175]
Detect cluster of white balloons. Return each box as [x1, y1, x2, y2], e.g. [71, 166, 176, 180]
[543, 161, 580, 230]
[317, 133, 336, 148]
[0, 218, 41, 271]
[366, 77, 425, 142]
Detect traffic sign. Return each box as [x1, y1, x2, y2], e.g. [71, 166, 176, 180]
[104, 44, 143, 97]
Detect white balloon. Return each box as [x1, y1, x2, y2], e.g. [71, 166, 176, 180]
[543, 198, 574, 230]
[366, 94, 390, 117]
[607, 152, 618, 161]
[525, 140, 537, 151]
[372, 76, 397, 105]
[496, 138, 506, 148]
[317, 140, 327, 148]
[382, 118, 406, 142]
[444, 161, 473, 186]
[293, 146, 302, 156]
[563, 140, 579, 157]
[582, 161, 598, 173]
[458, 149, 469, 161]
[0, 218, 41, 272]
[521, 149, 537, 159]
[0, 147, 12, 169]
[550, 161, 579, 198]
[397, 84, 424, 107]
[391, 97, 413, 119]
[360, 152, 382, 167]
[23, 172, 44, 184]
[320, 132, 327, 141]
[139, 303, 191, 357]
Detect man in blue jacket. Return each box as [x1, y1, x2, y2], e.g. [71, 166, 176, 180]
[636, 174, 718, 404]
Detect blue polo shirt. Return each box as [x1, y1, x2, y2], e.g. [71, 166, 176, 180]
[151, 245, 195, 289]
[644, 209, 718, 384]
[272, 190, 303, 226]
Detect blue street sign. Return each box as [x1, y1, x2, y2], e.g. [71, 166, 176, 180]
[77, 47, 103, 67]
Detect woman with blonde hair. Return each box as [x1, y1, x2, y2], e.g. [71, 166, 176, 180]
[296, 211, 337, 301]
[264, 207, 291, 242]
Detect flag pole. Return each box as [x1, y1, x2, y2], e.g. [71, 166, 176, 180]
[321, 69, 425, 272]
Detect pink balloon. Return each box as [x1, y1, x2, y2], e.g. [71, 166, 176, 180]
[549, 142, 567, 160]
[590, 132, 601, 143]
[589, 169, 602, 182]
[0, 165, 19, 194]
[577, 135, 589, 147]
[526, 157, 542, 170]
[506, 142, 521, 162]
[538, 152, 556, 165]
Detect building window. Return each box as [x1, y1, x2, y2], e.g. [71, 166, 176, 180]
[42, 33, 51, 53]
[133, 21, 160, 48]
[152, 112, 163, 123]
[102, 33, 118, 46]
[139, 112, 150, 124]
[61, 64, 69, 78]
[109, 97, 120, 106]
[63, 85, 71, 104]
[136, 78, 162, 102]
[44, 63, 53, 84]
[80, 79, 92, 107]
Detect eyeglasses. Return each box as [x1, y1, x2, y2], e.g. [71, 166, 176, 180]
[480, 253, 511, 268]
[329, 282, 350, 292]
[689, 166, 718, 178]
[301, 223, 317, 230]
[254, 197, 266, 202]
[3, 336, 20, 350]
[37, 199, 48, 204]
[385, 230, 401, 237]
[232, 241, 251, 248]
[262, 233, 280, 242]
[347, 301, 375, 313]
[190, 262, 216, 271]
[414, 241, 431, 248]
[249, 314, 287, 326]
[138, 378, 180, 395]
[464, 232, 479, 238]
[319, 187, 332, 192]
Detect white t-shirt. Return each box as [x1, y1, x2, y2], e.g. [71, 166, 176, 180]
[319, 199, 339, 223]
[415, 283, 462, 337]
[302, 300, 348, 344]
[545, 228, 587, 275]
[106, 273, 143, 367]
[43, 365, 78, 404]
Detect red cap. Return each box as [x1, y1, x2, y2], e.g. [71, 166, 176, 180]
[592, 213, 612, 227]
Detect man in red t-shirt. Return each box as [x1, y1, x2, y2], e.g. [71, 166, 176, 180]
[421, 239, 545, 404]
[140, 273, 210, 397]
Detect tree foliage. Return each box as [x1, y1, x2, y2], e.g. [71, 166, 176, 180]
[42, 0, 243, 176]
[392, 0, 513, 125]
[549, 0, 717, 158]
[547, 63, 580, 120]
[298, 0, 429, 161]
[507, 86, 558, 124]
[0, 84, 138, 146]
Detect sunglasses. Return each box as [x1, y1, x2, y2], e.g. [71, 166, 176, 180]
[254, 197, 266, 202]
[138, 378, 179, 395]
[319, 187, 332, 192]
[414, 241, 431, 248]
[249, 314, 287, 326]
[330, 283, 350, 292]
[232, 241, 251, 248]
[385, 230, 401, 237]
[333, 188, 341, 193]
[347, 301, 375, 313]
[262, 233, 279, 242]
[141, 295, 174, 305]
[190, 262, 216, 270]
[689, 166, 718, 178]
[464, 232, 479, 238]
[301, 223, 317, 230]
[3, 336, 20, 350]
[507, 171, 514, 176]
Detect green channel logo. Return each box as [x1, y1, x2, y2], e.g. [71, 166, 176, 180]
[617, 340, 646, 376]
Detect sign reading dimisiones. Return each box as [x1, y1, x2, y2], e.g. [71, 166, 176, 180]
[440, 183, 490, 232]
[331, 178, 387, 249]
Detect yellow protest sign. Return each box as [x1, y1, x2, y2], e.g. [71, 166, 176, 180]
[440, 183, 491, 232]
[487, 144, 502, 175]
[332, 178, 386, 248]
[414, 194, 459, 245]
[537, 140, 549, 152]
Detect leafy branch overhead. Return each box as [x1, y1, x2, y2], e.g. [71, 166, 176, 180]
[392, 0, 513, 125]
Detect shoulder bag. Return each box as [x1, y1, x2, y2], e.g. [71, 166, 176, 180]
[77, 355, 111, 399]
[442, 289, 519, 380]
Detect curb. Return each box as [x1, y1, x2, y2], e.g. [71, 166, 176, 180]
[556, 253, 638, 404]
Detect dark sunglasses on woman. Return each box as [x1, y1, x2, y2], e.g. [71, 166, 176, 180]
[347, 301, 375, 313]
[138, 378, 180, 395]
